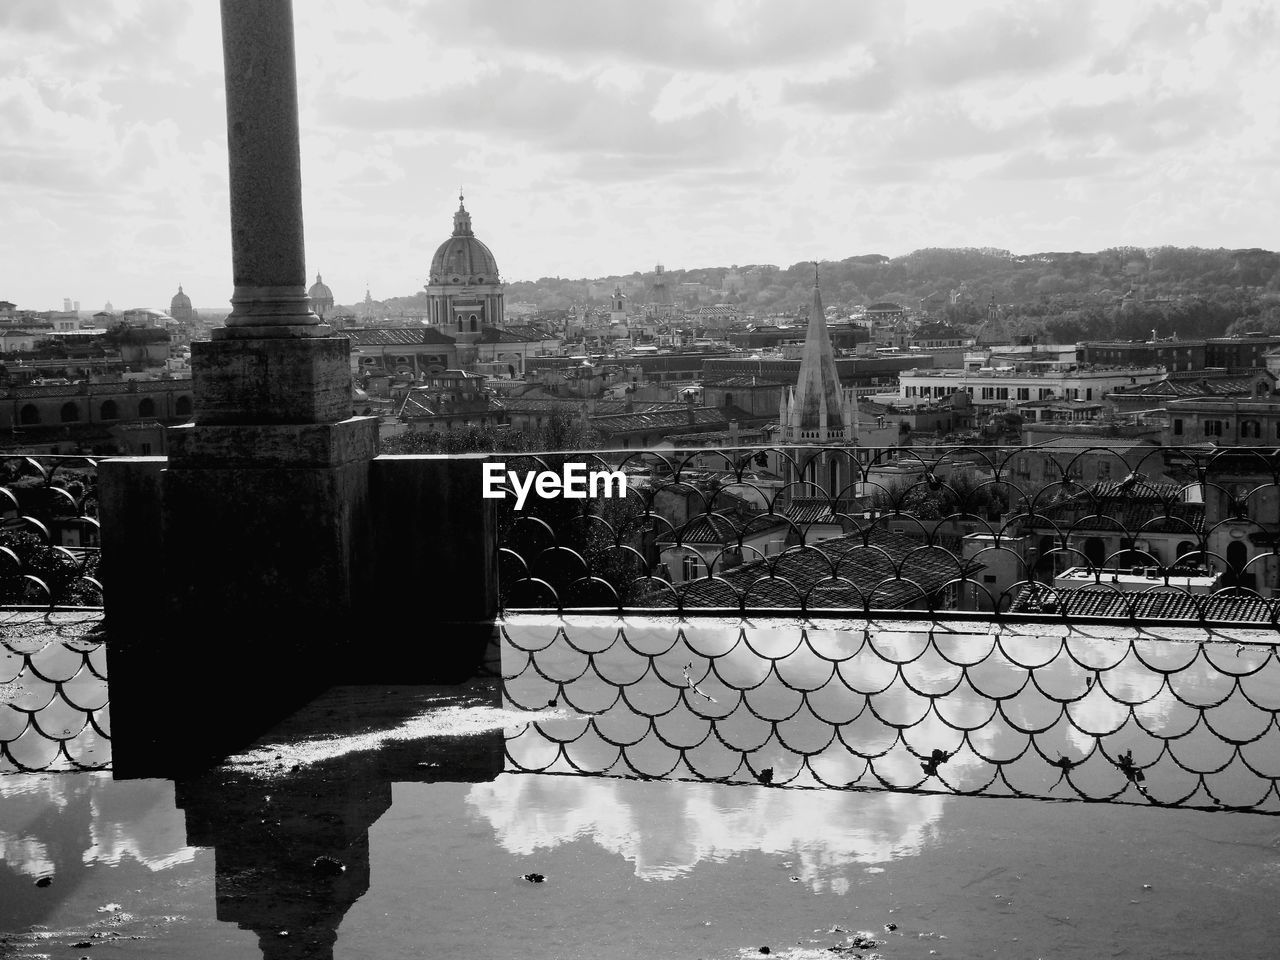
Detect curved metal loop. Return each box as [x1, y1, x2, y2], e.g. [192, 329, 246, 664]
[500, 615, 1280, 813]
[494, 444, 1280, 627]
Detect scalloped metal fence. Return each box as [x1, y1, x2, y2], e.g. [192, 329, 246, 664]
[0, 455, 103, 610]
[501, 616, 1280, 814]
[496, 444, 1280, 627]
[0, 614, 109, 772]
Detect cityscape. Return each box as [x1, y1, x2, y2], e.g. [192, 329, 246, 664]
[4, 2, 1280, 959]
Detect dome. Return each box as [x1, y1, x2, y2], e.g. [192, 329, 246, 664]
[308, 273, 333, 301]
[170, 285, 191, 313]
[429, 196, 500, 285]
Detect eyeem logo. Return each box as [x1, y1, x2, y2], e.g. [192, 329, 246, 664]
[482, 462, 627, 510]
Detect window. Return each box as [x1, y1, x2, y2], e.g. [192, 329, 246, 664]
[19, 404, 39, 425]
[996, 387, 1008, 400]
[140, 442, 153, 455]
[1017, 388, 1029, 401]
[138, 398, 156, 417]
[60, 402, 78, 423]
[1086, 389, 1093, 401]
[100, 400, 119, 420]
[1098, 461, 1111, 479]
[1173, 419, 1183, 436]
[1205, 420, 1223, 437]
[982, 387, 994, 400]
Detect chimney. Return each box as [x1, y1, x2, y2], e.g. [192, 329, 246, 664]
[729, 419, 740, 447]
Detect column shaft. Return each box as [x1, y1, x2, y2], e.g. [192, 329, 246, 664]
[218, 0, 321, 336]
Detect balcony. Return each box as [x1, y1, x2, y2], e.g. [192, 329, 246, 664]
[5, 444, 1280, 959]
[4, 3, 1279, 955]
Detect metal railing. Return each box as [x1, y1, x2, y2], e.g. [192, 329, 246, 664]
[0, 613, 108, 772]
[0, 455, 102, 610]
[501, 616, 1280, 814]
[496, 444, 1280, 627]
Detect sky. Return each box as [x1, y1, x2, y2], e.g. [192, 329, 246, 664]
[2, 0, 1278, 311]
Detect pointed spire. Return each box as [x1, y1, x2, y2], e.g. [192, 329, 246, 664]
[791, 263, 845, 441]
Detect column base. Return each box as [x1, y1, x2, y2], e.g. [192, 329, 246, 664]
[192, 336, 353, 425]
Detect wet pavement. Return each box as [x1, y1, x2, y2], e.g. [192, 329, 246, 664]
[3, 613, 1280, 958]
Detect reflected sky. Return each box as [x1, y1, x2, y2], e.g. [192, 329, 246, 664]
[467, 774, 946, 886]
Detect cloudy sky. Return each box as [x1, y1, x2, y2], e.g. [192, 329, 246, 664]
[2, 0, 1278, 311]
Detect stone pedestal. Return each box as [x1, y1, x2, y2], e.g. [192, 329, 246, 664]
[192, 337, 352, 425]
[103, 413, 379, 774]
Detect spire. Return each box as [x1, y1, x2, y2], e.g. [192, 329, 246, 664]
[789, 263, 846, 441]
[452, 189, 473, 237]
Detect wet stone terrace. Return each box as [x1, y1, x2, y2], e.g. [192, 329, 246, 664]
[3, 613, 1280, 957]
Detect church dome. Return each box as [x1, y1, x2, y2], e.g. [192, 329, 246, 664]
[170, 285, 191, 313]
[307, 273, 332, 300]
[309, 273, 333, 302]
[429, 195, 500, 285]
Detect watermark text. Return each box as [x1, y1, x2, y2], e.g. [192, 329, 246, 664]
[482, 462, 627, 509]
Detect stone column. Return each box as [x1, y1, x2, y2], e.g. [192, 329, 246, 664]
[218, 0, 316, 338]
[105, 0, 379, 771]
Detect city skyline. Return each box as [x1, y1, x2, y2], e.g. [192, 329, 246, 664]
[2, 0, 1278, 310]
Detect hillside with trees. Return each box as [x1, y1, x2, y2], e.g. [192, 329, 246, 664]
[342, 246, 1280, 343]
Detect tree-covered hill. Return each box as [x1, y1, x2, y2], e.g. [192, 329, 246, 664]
[339, 246, 1280, 342]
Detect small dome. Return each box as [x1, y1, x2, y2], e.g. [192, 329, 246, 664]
[309, 273, 334, 301]
[429, 195, 500, 284]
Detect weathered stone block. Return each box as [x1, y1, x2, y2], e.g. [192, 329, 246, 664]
[192, 336, 353, 424]
[370, 455, 498, 625]
[168, 416, 378, 468]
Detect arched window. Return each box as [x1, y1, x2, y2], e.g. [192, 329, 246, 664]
[100, 400, 119, 420]
[60, 402, 79, 423]
[175, 395, 192, 416]
[19, 404, 39, 425]
[1083, 537, 1106, 572]
[138, 397, 156, 417]
[724, 392, 734, 408]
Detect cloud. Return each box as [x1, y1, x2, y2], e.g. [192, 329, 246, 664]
[324, 65, 765, 183]
[785, 2, 1095, 114]
[416, 0, 893, 72]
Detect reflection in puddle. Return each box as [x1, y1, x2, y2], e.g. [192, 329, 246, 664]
[467, 774, 945, 885]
